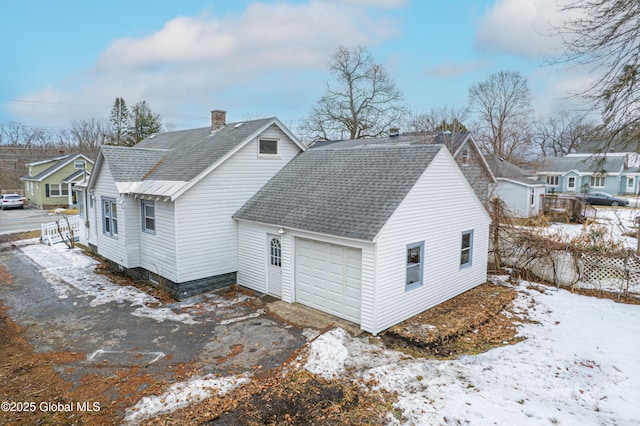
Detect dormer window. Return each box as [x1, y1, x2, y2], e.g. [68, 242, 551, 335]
[461, 148, 469, 166]
[258, 139, 279, 157]
[74, 159, 86, 169]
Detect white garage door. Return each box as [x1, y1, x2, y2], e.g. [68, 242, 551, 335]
[295, 238, 361, 324]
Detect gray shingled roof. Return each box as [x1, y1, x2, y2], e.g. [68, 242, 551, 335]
[234, 144, 443, 241]
[538, 156, 625, 174]
[134, 117, 275, 181]
[484, 154, 542, 185]
[21, 153, 91, 181]
[101, 146, 170, 182]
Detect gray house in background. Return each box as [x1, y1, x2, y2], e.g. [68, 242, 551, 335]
[485, 154, 546, 218]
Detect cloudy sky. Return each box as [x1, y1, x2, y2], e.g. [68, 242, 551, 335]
[0, 0, 583, 132]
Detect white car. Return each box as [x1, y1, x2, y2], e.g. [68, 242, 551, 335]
[1, 194, 24, 210]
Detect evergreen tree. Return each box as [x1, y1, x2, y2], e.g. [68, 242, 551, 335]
[129, 101, 163, 145]
[109, 97, 129, 145]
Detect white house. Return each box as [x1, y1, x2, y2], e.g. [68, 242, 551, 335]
[233, 144, 491, 335]
[83, 111, 306, 298]
[485, 154, 546, 218]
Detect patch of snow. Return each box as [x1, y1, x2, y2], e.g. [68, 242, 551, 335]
[219, 310, 264, 325]
[123, 374, 250, 425]
[305, 328, 350, 379]
[18, 240, 198, 324]
[302, 328, 320, 341]
[306, 283, 640, 425]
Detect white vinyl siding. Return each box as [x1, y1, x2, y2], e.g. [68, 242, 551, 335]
[237, 221, 282, 294]
[138, 199, 178, 282]
[174, 125, 301, 283]
[91, 166, 129, 266]
[373, 149, 490, 334]
[492, 180, 546, 218]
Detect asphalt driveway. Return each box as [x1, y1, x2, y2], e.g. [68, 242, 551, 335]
[0, 206, 62, 235]
[0, 239, 306, 415]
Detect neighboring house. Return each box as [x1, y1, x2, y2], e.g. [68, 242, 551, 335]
[536, 156, 627, 195]
[21, 154, 94, 209]
[311, 131, 495, 204]
[432, 132, 496, 205]
[234, 144, 491, 335]
[82, 111, 306, 299]
[485, 154, 546, 218]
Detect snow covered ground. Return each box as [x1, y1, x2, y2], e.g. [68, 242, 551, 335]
[11, 239, 640, 424]
[306, 281, 640, 425]
[548, 205, 639, 249]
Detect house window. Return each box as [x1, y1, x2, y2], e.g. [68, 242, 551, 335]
[78, 192, 85, 219]
[406, 242, 424, 289]
[461, 230, 474, 268]
[258, 139, 279, 156]
[102, 197, 118, 237]
[148, 271, 160, 284]
[461, 148, 469, 166]
[590, 175, 606, 188]
[530, 188, 535, 206]
[546, 176, 559, 186]
[74, 159, 86, 169]
[567, 176, 576, 190]
[270, 238, 281, 267]
[46, 184, 68, 197]
[141, 200, 155, 234]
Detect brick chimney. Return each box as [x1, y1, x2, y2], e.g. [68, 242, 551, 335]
[210, 110, 226, 132]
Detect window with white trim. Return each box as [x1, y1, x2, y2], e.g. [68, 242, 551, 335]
[546, 175, 559, 186]
[590, 175, 606, 188]
[461, 148, 469, 166]
[141, 200, 155, 234]
[46, 183, 68, 197]
[406, 242, 424, 289]
[102, 197, 118, 237]
[78, 191, 85, 219]
[258, 139, 279, 156]
[74, 159, 86, 169]
[148, 271, 160, 284]
[461, 230, 473, 268]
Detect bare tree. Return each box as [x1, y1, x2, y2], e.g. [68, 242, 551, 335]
[299, 45, 407, 141]
[468, 71, 533, 160]
[404, 105, 470, 134]
[555, 0, 640, 147]
[532, 111, 596, 157]
[69, 118, 108, 155]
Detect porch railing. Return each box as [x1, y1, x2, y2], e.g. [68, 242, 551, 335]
[41, 215, 81, 245]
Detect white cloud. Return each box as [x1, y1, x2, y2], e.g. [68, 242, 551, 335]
[9, 0, 402, 128]
[475, 0, 576, 58]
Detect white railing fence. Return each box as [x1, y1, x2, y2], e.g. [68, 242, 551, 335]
[41, 215, 82, 246]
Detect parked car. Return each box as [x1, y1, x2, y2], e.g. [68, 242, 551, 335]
[579, 192, 629, 207]
[1, 194, 24, 210]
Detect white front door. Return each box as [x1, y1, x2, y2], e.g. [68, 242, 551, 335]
[267, 234, 282, 297]
[627, 177, 635, 194]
